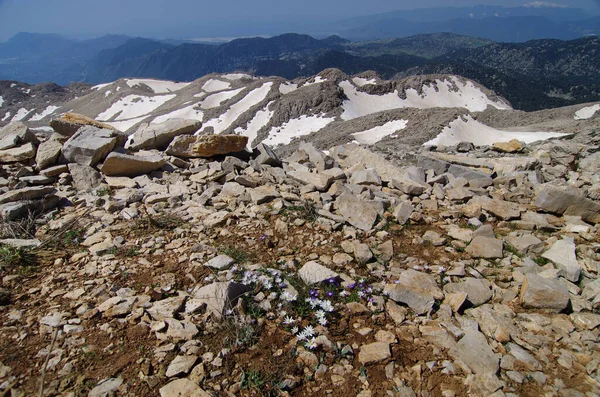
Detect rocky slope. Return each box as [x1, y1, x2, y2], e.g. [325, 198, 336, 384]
[1, 104, 600, 396]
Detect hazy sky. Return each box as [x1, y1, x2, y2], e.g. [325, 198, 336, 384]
[0, 0, 599, 40]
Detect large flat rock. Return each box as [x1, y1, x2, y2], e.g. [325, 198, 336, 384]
[520, 273, 570, 313]
[166, 134, 247, 158]
[336, 193, 378, 231]
[535, 185, 600, 224]
[125, 119, 201, 151]
[100, 152, 166, 177]
[62, 125, 117, 166]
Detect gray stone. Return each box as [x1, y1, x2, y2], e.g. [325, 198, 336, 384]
[250, 185, 279, 204]
[35, 136, 63, 170]
[165, 355, 198, 377]
[0, 143, 36, 163]
[542, 238, 581, 282]
[448, 164, 491, 181]
[68, 163, 103, 191]
[88, 378, 123, 397]
[255, 143, 281, 166]
[470, 196, 522, 220]
[159, 378, 210, 397]
[288, 170, 333, 191]
[353, 242, 373, 265]
[125, 119, 201, 151]
[358, 342, 391, 365]
[350, 168, 382, 186]
[384, 284, 435, 315]
[0, 238, 41, 248]
[505, 343, 541, 371]
[187, 282, 249, 317]
[449, 330, 499, 375]
[505, 235, 545, 256]
[444, 279, 492, 307]
[62, 126, 117, 166]
[535, 185, 600, 224]
[466, 236, 503, 259]
[391, 176, 429, 196]
[147, 296, 186, 321]
[166, 134, 247, 158]
[203, 211, 230, 227]
[100, 152, 166, 177]
[204, 254, 235, 270]
[520, 273, 570, 313]
[298, 261, 339, 285]
[393, 201, 413, 225]
[0, 122, 39, 150]
[336, 193, 378, 231]
[417, 154, 450, 176]
[0, 186, 56, 204]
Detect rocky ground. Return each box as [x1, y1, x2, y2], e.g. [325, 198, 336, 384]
[0, 115, 600, 396]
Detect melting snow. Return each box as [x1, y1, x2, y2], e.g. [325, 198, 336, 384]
[263, 114, 334, 147]
[203, 82, 273, 134]
[11, 108, 33, 121]
[353, 77, 376, 87]
[352, 119, 408, 145]
[30, 105, 59, 121]
[0, 96, 3, 107]
[201, 88, 244, 109]
[574, 104, 600, 120]
[31, 126, 54, 133]
[222, 73, 252, 81]
[2, 112, 11, 121]
[105, 90, 113, 97]
[105, 116, 149, 132]
[235, 101, 275, 148]
[126, 79, 190, 94]
[97, 94, 176, 121]
[340, 77, 511, 120]
[10, 83, 16, 88]
[424, 115, 568, 146]
[202, 79, 231, 93]
[152, 103, 204, 124]
[302, 76, 326, 87]
[279, 83, 298, 95]
[92, 83, 112, 91]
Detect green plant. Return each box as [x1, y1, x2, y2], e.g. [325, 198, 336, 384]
[241, 369, 266, 390]
[533, 256, 549, 266]
[281, 201, 318, 223]
[504, 243, 522, 258]
[96, 187, 110, 197]
[221, 246, 251, 263]
[0, 245, 37, 272]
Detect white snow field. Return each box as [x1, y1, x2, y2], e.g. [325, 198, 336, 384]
[574, 104, 600, 120]
[106, 116, 151, 132]
[97, 94, 176, 122]
[152, 104, 204, 124]
[125, 79, 190, 93]
[2, 112, 11, 121]
[353, 77, 376, 87]
[201, 88, 244, 109]
[92, 83, 112, 91]
[202, 82, 273, 134]
[263, 114, 335, 147]
[235, 101, 275, 148]
[12, 108, 33, 122]
[0, 96, 4, 107]
[302, 76, 326, 87]
[30, 105, 59, 121]
[279, 83, 298, 95]
[202, 79, 231, 93]
[222, 73, 252, 81]
[340, 77, 511, 120]
[352, 119, 409, 145]
[424, 115, 567, 146]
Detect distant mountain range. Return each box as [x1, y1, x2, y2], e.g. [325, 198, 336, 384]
[0, 3, 599, 112]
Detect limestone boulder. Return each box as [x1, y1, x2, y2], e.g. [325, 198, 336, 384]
[336, 193, 378, 231]
[35, 135, 64, 170]
[49, 112, 116, 137]
[100, 152, 166, 177]
[520, 273, 570, 313]
[0, 121, 39, 150]
[0, 143, 36, 163]
[166, 134, 247, 158]
[125, 119, 201, 151]
[535, 185, 600, 224]
[62, 126, 117, 166]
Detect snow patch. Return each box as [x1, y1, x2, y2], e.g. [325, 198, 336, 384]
[201, 88, 244, 109]
[279, 83, 298, 95]
[12, 108, 33, 121]
[352, 119, 408, 145]
[222, 73, 252, 81]
[125, 79, 190, 94]
[92, 83, 112, 91]
[31, 126, 54, 133]
[30, 105, 59, 121]
[302, 76, 326, 87]
[353, 77, 376, 87]
[202, 79, 231, 93]
[424, 115, 568, 146]
[152, 104, 204, 124]
[105, 90, 113, 97]
[574, 104, 600, 120]
[0, 96, 4, 108]
[235, 101, 275, 149]
[263, 114, 334, 147]
[104, 116, 149, 132]
[97, 94, 176, 121]
[203, 82, 273, 134]
[10, 83, 16, 88]
[340, 77, 511, 120]
[2, 112, 11, 121]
